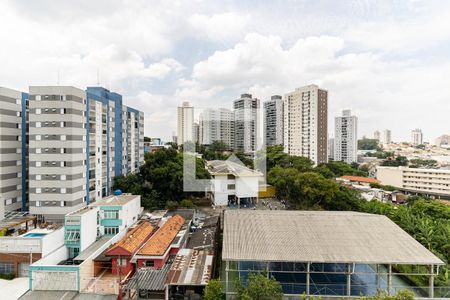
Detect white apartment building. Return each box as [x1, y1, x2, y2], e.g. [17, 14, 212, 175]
[411, 129, 423, 146]
[0, 87, 27, 220]
[177, 101, 194, 145]
[383, 129, 392, 145]
[206, 160, 262, 206]
[284, 85, 328, 165]
[27, 86, 144, 222]
[263, 95, 284, 146]
[334, 109, 358, 164]
[233, 94, 260, 153]
[377, 166, 450, 199]
[328, 138, 335, 160]
[199, 108, 234, 147]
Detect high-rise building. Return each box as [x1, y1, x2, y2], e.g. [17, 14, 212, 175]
[374, 130, 381, 141]
[411, 129, 423, 146]
[28, 86, 144, 221]
[193, 122, 199, 144]
[0, 87, 28, 220]
[328, 138, 335, 161]
[199, 108, 234, 148]
[334, 109, 358, 164]
[233, 94, 260, 153]
[263, 95, 284, 146]
[383, 129, 392, 145]
[177, 101, 194, 145]
[283, 85, 328, 165]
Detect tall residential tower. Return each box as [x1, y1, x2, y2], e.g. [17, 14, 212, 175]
[177, 101, 194, 145]
[284, 85, 328, 165]
[233, 94, 260, 153]
[334, 109, 358, 164]
[263, 95, 284, 146]
[411, 129, 423, 146]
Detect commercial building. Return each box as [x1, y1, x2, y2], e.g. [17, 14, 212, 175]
[334, 109, 358, 163]
[199, 108, 234, 147]
[263, 95, 284, 146]
[0, 87, 28, 220]
[284, 85, 328, 165]
[233, 94, 260, 153]
[177, 101, 194, 145]
[206, 159, 263, 207]
[383, 129, 392, 145]
[411, 129, 423, 146]
[377, 166, 450, 199]
[27, 86, 144, 221]
[222, 210, 443, 298]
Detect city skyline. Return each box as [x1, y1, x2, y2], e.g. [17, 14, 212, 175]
[1, 1, 450, 142]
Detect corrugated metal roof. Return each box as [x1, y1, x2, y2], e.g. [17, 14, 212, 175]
[127, 264, 171, 291]
[166, 248, 214, 286]
[222, 210, 444, 265]
[206, 160, 262, 177]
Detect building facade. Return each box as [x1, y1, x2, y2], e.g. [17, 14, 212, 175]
[373, 130, 380, 142]
[383, 129, 392, 145]
[284, 85, 328, 165]
[0, 87, 28, 220]
[199, 108, 234, 148]
[328, 138, 335, 161]
[435, 134, 450, 147]
[334, 109, 358, 164]
[263, 95, 284, 146]
[411, 129, 423, 146]
[377, 166, 450, 199]
[27, 86, 144, 221]
[177, 101, 194, 145]
[233, 94, 260, 153]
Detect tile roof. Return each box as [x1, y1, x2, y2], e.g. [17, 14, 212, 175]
[137, 215, 185, 256]
[106, 221, 154, 256]
[339, 176, 380, 184]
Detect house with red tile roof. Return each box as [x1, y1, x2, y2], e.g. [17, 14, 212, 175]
[104, 221, 154, 276]
[132, 215, 188, 269]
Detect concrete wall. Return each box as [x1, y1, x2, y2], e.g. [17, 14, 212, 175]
[376, 167, 403, 188]
[80, 207, 99, 251]
[235, 176, 259, 198]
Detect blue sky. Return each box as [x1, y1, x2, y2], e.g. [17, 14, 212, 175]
[1, 0, 449, 142]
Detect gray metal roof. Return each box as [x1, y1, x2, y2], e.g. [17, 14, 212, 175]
[127, 264, 171, 291]
[207, 159, 262, 177]
[222, 210, 444, 265]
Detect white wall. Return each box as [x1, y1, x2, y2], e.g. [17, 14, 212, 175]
[376, 167, 403, 188]
[235, 176, 259, 198]
[80, 207, 99, 251]
[120, 196, 141, 230]
[41, 228, 65, 257]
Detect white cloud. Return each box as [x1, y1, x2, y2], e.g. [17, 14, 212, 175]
[188, 12, 250, 42]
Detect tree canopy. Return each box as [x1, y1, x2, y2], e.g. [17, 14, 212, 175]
[235, 273, 283, 300]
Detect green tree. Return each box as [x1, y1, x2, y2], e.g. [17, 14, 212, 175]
[358, 138, 380, 150]
[203, 279, 225, 300]
[179, 199, 194, 208]
[235, 273, 283, 300]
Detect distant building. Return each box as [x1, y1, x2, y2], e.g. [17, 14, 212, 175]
[411, 129, 423, 145]
[334, 109, 358, 163]
[374, 130, 381, 141]
[383, 129, 392, 145]
[206, 159, 263, 207]
[377, 166, 450, 199]
[177, 101, 194, 145]
[193, 122, 199, 144]
[263, 95, 284, 146]
[435, 134, 450, 148]
[233, 94, 260, 153]
[284, 85, 328, 165]
[328, 138, 335, 160]
[199, 108, 234, 147]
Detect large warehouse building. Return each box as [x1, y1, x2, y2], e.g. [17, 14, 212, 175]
[222, 210, 443, 298]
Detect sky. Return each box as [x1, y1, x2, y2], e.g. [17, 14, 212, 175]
[1, 0, 450, 143]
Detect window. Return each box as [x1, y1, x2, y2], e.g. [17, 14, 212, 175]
[36, 135, 41, 141]
[36, 161, 41, 167]
[65, 229, 80, 242]
[5, 199, 13, 206]
[36, 188, 41, 194]
[17, 172, 22, 178]
[16, 111, 21, 117]
[36, 122, 41, 127]
[117, 258, 128, 266]
[16, 148, 21, 154]
[61, 188, 66, 194]
[61, 174, 66, 180]
[36, 108, 41, 114]
[60, 201, 66, 207]
[0, 262, 14, 274]
[104, 226, 119, 235]
[60, 108, 66, 114]
[103, 210, 119, 219]
[144, 261, 154, 267]
[61, 135, 66, 141]
[16, 160, 21, 166]
[36, 95, 41, 101]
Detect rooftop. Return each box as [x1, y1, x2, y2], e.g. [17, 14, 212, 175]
[187, 227, 217, 249]
[206, 159, 262, 177]
[137, 215, 185, 256]
[127, 264, 171, 291]
[222, 210, 444, 265]
[106, 221, 154, 256]
[93, 194, 140, 207]
[0, 211, 36, 231]
[166, 248, 214, 286]
[339, 176, 380, 184]
[74, 235, 113, 261]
